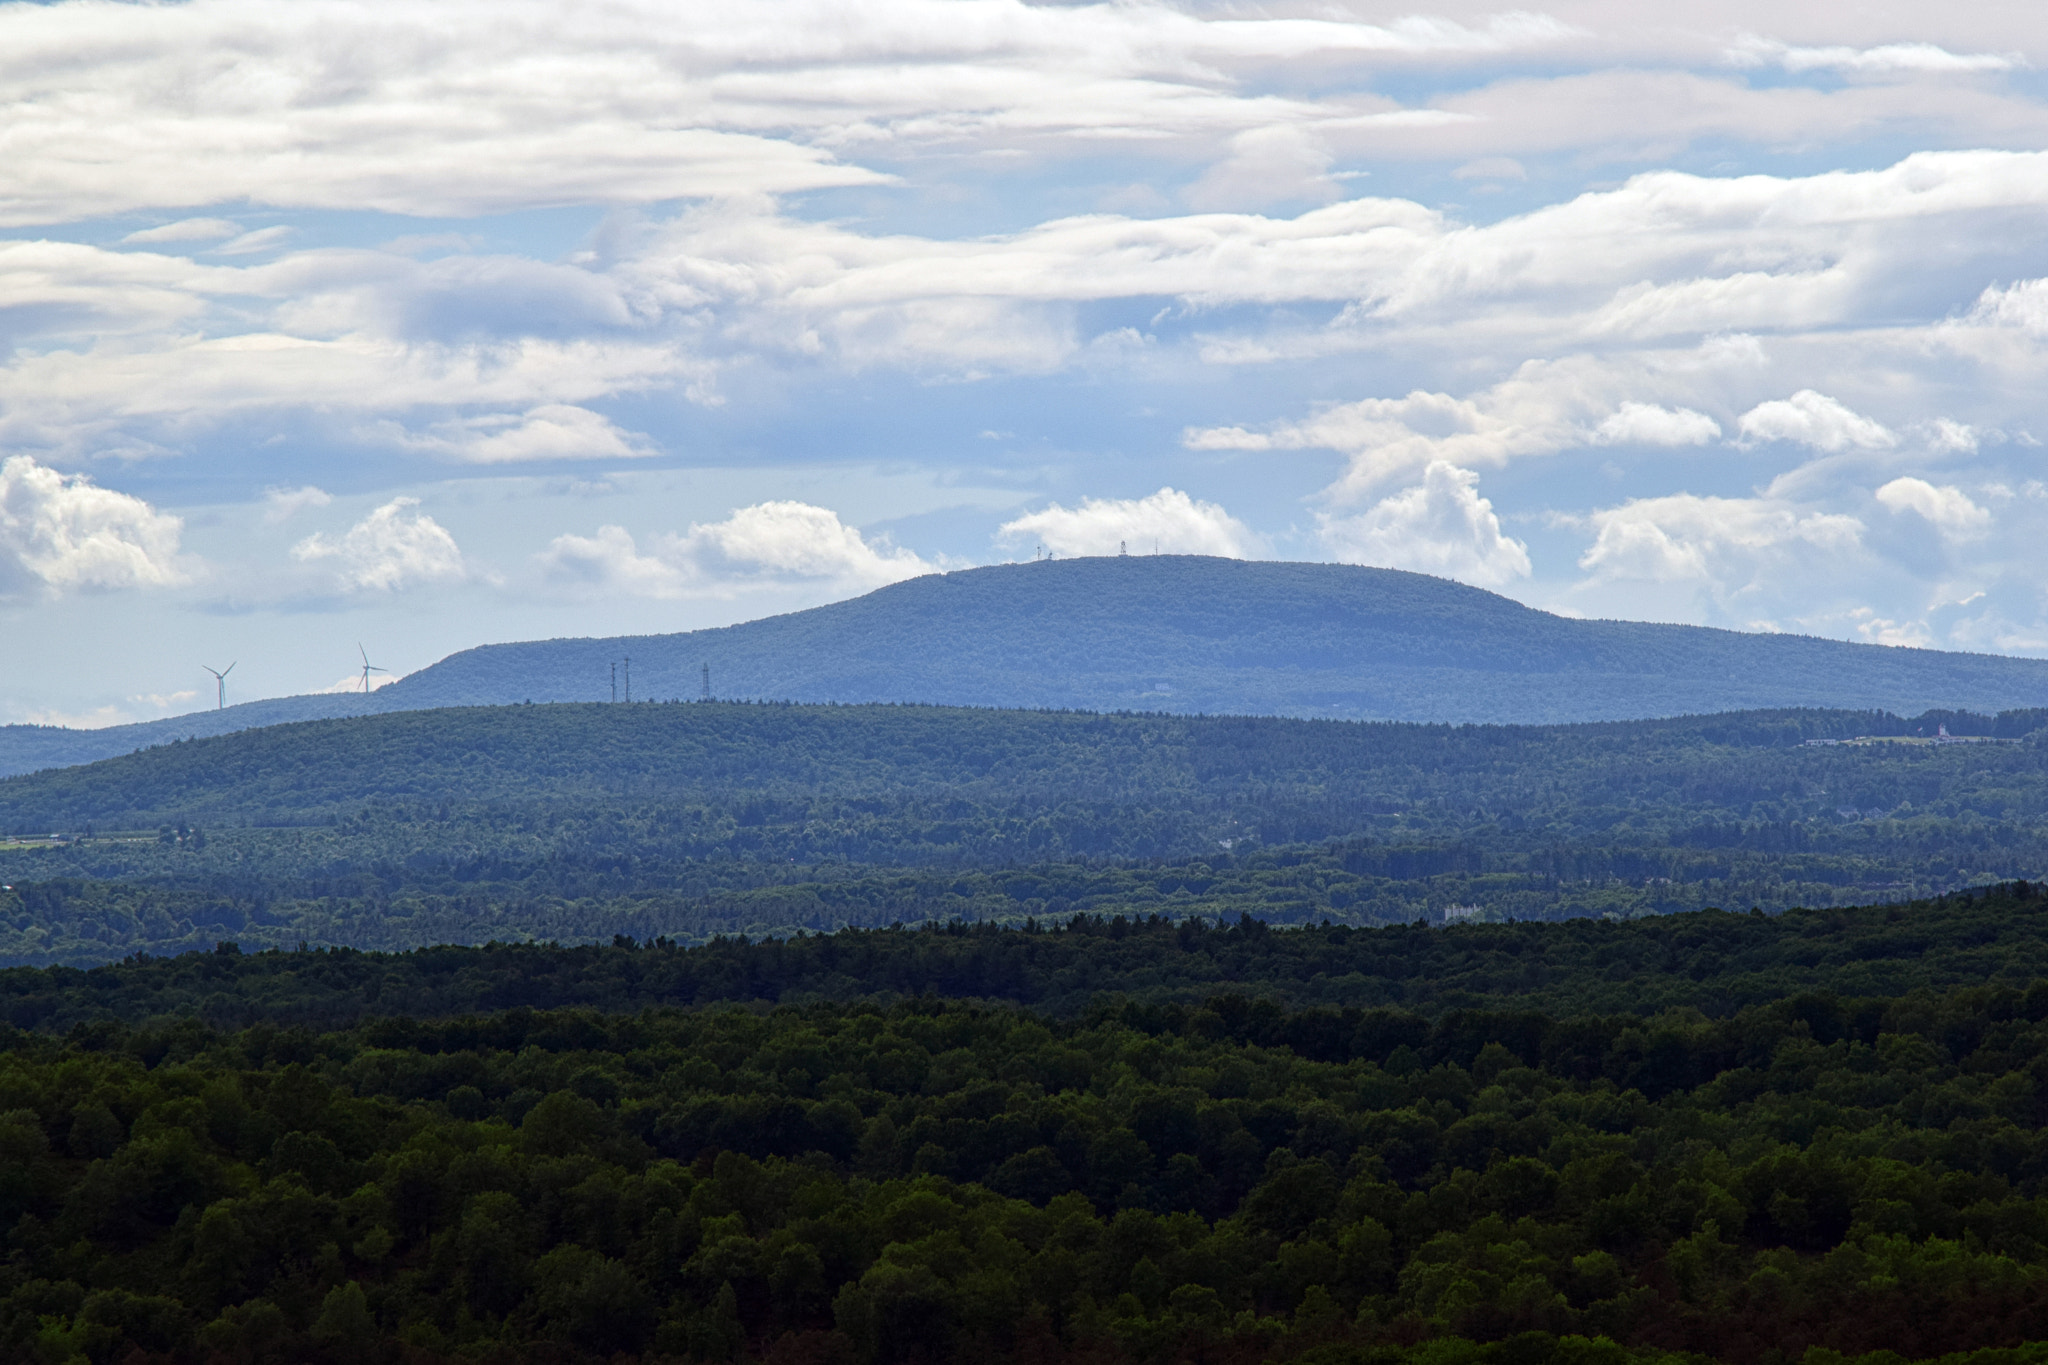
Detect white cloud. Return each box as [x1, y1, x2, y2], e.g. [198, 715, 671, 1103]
[0, 455, 190, 597]
[1590, 402, 1721, 447]
[1737, 391, 1895, 452]
[211, 226, 294, 256]
[262, 485, 332, 524]
[1186, 385, 1575, 491]
[538, 501, 932, 598]
[996, 487, 1260, 559]
[316, 670, 402, 694]
[1964, 278, 2048, 335]
[1849, 608, 1934, 648]
[1186, 126, 1341, 211]
[1577, 493, 1865, 599]
[121, 218, 241, 244]
[1923, 418, 1980, 454]
[379, 406, 654, 464]
[1184, 348, 1750, 496]
[291, 497, 467, 591]
[0, 0, 1581, 227]
[1727, 35, 2019, 75]
[1875, 477, 1992, 537]
[132, 689, 199, 710]
[1319, 462, 1531, 588]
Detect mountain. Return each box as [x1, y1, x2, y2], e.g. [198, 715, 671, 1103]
[10, 554, 2048, 776]
[335, 555, 2048, 717]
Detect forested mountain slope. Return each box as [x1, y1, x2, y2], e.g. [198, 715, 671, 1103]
[13, 556, 2048, 777]
[380, 557, 2048, 721]
[3, 702, 2047, 963]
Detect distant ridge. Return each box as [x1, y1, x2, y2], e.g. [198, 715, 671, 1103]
[9, 555, 2048, 776]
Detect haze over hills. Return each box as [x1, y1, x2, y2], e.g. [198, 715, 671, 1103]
[11, 555, 2048, 776]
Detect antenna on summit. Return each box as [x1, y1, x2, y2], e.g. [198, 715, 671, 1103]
[357, 644, 389, 694]
[1120, 540, 1127, 556]
[623, 656, 630, 703]
[702, 661, 711, 702]
[610, 661, 617, 703]
[202, 662, 235, 710]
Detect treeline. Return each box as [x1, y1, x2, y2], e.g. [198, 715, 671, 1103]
[5, 972, 2048, 1363]
[3, 883, 2045, 1033]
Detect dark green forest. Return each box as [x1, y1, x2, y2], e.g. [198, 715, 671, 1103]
[7, 701, 2048, 1363]
[3, 702, 2047, 966]
[0, 884, 2042, 1033]
[7, 892, 2048, 1363]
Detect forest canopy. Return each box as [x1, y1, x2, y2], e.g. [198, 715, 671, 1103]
[4, 904, 2048, 1363]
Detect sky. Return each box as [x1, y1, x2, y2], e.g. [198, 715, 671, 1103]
[7, 0, 2048, 725]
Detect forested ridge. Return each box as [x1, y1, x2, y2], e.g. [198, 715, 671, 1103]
[3, 702, 2048, 966]
[7, 895, 2048, 1363]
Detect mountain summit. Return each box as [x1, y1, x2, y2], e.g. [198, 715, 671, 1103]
[381, 555, 2048, 720]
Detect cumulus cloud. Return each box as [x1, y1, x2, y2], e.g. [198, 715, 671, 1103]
[1577, 493, 1865, 602]
[0, 455, 190, 597]
[1849, 608, 1934, 648]
[1964, 278, 2048, 335]
[1590, 402, 1721, 447]
[1319, 463, 1531, 588]
[315, 670, 402, 694]
[262, 485, 331, 524]
[996, 487, 1259, 559]
[1876, 477, 1992, 537]
[1184, 348, 1751, 496]
[538, 501, 932, 598]
[380, 406, 654, 464]
[1186, 385, 1579, 494]
[291, 497, 467, 592]
[1737, 391, 1895, 452]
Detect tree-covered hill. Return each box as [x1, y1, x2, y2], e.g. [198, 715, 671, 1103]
[8, 699, 2048, 834]
[0, 702, 2046, 964]
[368, 557, 2048, 722]
[15, 556, 2048, 777]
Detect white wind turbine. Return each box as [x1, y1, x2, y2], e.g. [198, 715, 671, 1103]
[202, 662, 235, 710]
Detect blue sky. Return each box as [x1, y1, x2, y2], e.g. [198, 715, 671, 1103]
[7, 0, 2048, 724]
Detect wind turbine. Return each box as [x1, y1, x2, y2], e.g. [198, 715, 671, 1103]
[357, 644, 389, 694]
[202, 662, 235, 710]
